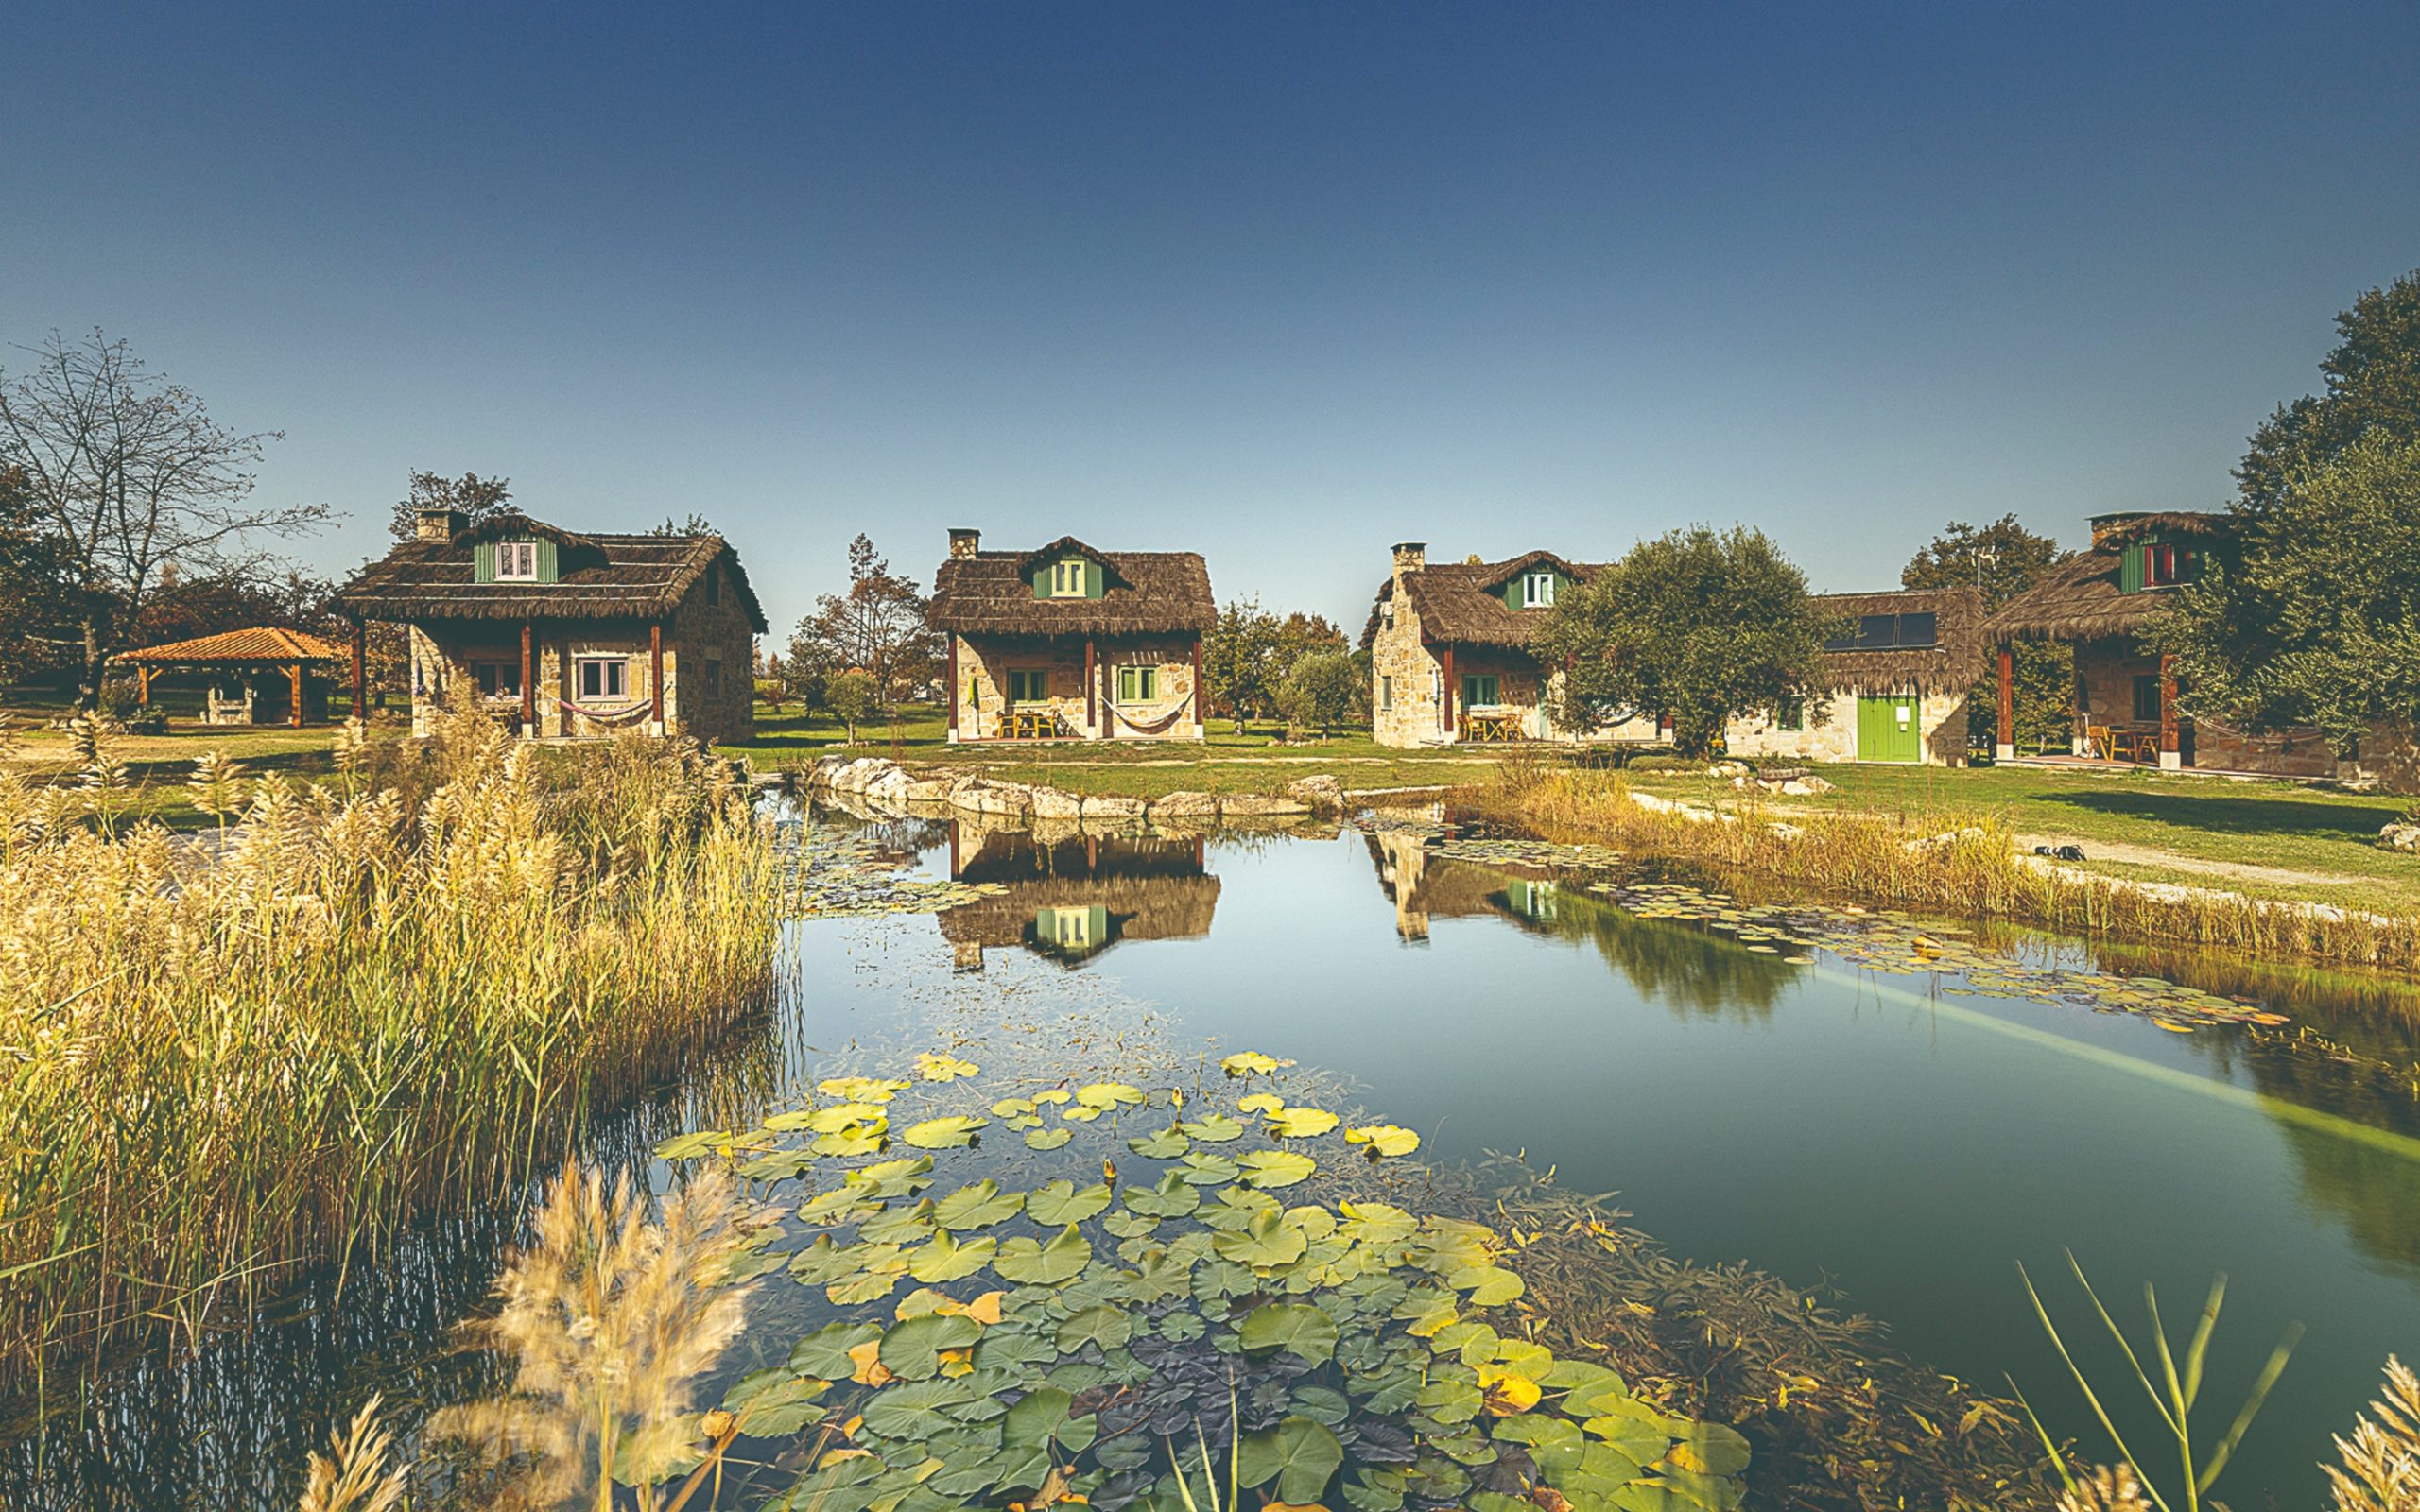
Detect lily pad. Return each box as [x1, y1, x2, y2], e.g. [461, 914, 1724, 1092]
[1027, 1179, 1115, 1226]
[932, 1178, 1025, 1230]
[1128, 1125, 1192, 1159]
[1240, 1301, 1342, 1365]
[1221, 1051, 1295, 1077]
[1344, 1125, 1422, 1158]
[1025, 1126, 1074, 1151]
[1236, 1150, 1318, 1189]
[1236, 1416, 1344, 1504]
[915, 1052, 980, 1082]
[994, 1224, 1092, 1285]
[901, 1115, 988, 1150]
[1075, 1081, 1147, 1109]
[1179, 1113, 1247, 1143]
[1266, 1107, 1341, 1139]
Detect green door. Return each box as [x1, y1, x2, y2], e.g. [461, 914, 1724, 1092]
[1857, 693, 1923, 763]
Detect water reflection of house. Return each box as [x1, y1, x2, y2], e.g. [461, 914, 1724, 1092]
[1364, 831, 1565, 942]
[939, 826, 1219, 970]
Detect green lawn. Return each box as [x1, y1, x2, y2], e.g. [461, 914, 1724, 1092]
[3, 711, 401, 829]
[1618, 760, 2420, 914]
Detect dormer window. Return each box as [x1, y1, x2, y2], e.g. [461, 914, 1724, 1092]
[1049, 558, 1088, 597]
[495, 541, 539, 581]
[1521, 571, 1557, 608]
[2145, 543, 2199, 587]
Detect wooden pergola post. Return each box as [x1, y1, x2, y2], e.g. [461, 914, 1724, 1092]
[1084, 638, 1098, 735]
[520, 622, 536, 735]
[1996, 644, 2015, 763]
[649, 623, 666, 733]
[1441, 644, 1457, 740]
[1099, 649, 1114, 738]
[2158, 652, 2181, 770]
[351, 623, 367, 718]
[287, 662, 305, 728]
[136, 665, 153, 706]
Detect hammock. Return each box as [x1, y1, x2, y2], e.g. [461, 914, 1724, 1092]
[1108, 692, 1197, 735]
[544, 691, 658, 727]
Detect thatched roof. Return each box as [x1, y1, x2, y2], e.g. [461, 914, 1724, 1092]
[940, 832, 1219, 964]
[931, 538, 1214, 639]
[1362, 551, 1604, 652]
[1810, 586, 1984, 692]
[1986, 512, 2234, 644]
[115, 627, 348, 666]
[2088, 510, 2235, 546]
[333, 518, 767, 631]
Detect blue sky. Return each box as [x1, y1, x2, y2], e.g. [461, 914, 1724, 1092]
[6, 2, 2417, 635]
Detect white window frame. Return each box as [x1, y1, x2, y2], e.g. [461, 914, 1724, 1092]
[1379, 675, 1393, 712]
[577, 657, 630, 701]
[1050, 558, 1088, 597]
[496, 541, 539, 581]
[1522, 571, 1556, 608]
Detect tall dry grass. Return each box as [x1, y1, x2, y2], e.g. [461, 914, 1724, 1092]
[1472, 767, 2420, 971]
[0, 706, 779, 1396]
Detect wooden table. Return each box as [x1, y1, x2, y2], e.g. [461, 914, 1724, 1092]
[1463, 710, 1524, 743]
[1004, 708, 1064, 740]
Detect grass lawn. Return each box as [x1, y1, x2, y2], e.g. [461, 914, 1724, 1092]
[2, 711, 402, 828]
[718, 704, 1510, 799]
[1617, 760, 2420, 914]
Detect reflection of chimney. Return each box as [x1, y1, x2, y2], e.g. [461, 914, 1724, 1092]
[948, 527, 981, 560]
[953, 940, 985, 972]
[417, 507, 467, 543]
[1391, 541, 1426, 586]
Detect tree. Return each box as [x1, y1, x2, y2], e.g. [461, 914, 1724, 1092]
[1532, 525, 1837, 757]
[2237, 269, 2420, 516]
[1900, 513, 2071, 751]
[134, 564, 338, 647]
[1201, 599, 1283, 732]
[0, 463, 85, 685]
[2153, 433, 2420, 751]
[388, 470, 513, 541]
[787, 535, 940, 712]
[1275, 650, 1364, 738]
[0, 331, 331, 705]
[1272, 611, 1348, 671]
[827, 669, 879, 744]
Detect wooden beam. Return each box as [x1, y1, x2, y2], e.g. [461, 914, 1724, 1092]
[288, 662, 305, 728]
[1996, 644, 2014, 758]
[650, 623, 666, 731]
[351, 623, 367, 718]
[520, 622, 536, 732]
[2159, 652, 2179, 763]
[1085, 638, 1097, 734]
[1442, 644, 1457, 738]
[1099, 648, 1114, 738]
[136, 665, 152, 706]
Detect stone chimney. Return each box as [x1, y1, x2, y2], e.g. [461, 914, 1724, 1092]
[948, 527, 981, 559]
[416, 507, 467, 543]
[1390, 541, 1426, 585]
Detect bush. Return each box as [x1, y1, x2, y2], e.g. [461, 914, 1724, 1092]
[1275, 651, 1364, 738]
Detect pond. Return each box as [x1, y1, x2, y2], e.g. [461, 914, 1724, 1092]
[9, 801, 2420, 1509]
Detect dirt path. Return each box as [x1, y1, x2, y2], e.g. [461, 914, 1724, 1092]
[2011, 832, 2361, 888]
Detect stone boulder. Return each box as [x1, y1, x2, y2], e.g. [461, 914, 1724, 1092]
[1028, 784, 1084, 820]
[1285, 775, 1348, 815]
[1219, 793, 1312, 818]
[1145, 790, 1221, 819]
[1081, 794, 1148, 821]
[954, 779, 1035, 817]
[2381, 822, 2420, 853]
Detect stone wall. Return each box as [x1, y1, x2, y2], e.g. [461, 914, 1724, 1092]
[953, 633, 1203, 742]
[1725, 688, 1970, 765]
[663, 558, 758, 746]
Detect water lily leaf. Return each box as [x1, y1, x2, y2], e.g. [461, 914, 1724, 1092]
[1239, 1301, 1341, 1365]
[805, 1102, 890, 1134]
[813, 1124, 886, 1158]
[1220, 1051, 1294, 1077]
[734, 1148, 818, 1182]
[1343, 1125, 1421, 1158]
[1665, 1422, 1752, 1477]
[1001, 1384, 1074, 1450]
[1237, 1092, 1288, 1115]
[1176, 1153, 1240, 1186]
[907, 1229, 997, 1284]
[818, 1075, 912, 1104]
[720, 1369, 831, 1436]
[789, 1235, 872, 1285]
[1027, 1179, 1114, 1226]
[797, 1187, 880, 1228]
[902, 1115, 987, 1150]
[845, 1158, 934, 1200]
[932, 1179, 1025, 1230]
[827, 1268, 903, 1306]
[1580, 1413, 1672, 1463]
[1478, 1366, 1543, 1416]
[1031, 1089, 1072, 1106]
[915, 1052, 980, 1082]
[1338, 1201, 1420, 1246]
[1127, 1126, 1191, 1159]
[1236, 1417, 1344, 1504]
[1290, 1384, 1352, 1426]
[1236, 1151, 1317, 1190]
[989, 1097, 1038, 1118]
[1059, 1104, 1106, 1124]
[1393, 1286, 1459, 1336]
[858, 1201, 937, 1245]
[880, 1312, 983, 1380]
[1056, 1304, 1133, 1353]
[788, 1319, 884, 1377]
[1165, 1120, 1236, 1154]
[1214, 1205, 1309, 1269]
[972, 1327, 1057, 1372]
[994, 1225, 1091, 1285]
[1343, 1469, 1409, 1512]
[857, 1377, 978, 1440]
[1075, 1081, 1146, 1109]
[1495, 1339, 1555, 1380]
[1024, 1127, 1074, 1151]
[654, 1130, 727, 1160]
[1099, 1208, 1160, 1239]
[1450, 1264, 1524, 1307]
[1416, 1377, 1484, 1424]
[1122, 1172, 1203, 1218]
[1265, 1107, 1340, 1139]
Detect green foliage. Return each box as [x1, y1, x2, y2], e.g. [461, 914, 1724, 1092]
[1203, 599, 1348, 732]
[1901, 513, 2073, 750]
[2237, 268, 2420, 516]
[2154, 434, 2420, 749]
[1275, 650, 1366, 738]
[1531, 526, 1837, 757]
[826, 669, 880, 743]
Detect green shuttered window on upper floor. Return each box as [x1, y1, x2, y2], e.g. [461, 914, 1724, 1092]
[475, 539, 557, 584]
[1034, 556, 1105, 599]
[1503, 570, 1564, 610]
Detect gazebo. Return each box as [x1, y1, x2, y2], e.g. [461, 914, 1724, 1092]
[114, 627, 349, 727]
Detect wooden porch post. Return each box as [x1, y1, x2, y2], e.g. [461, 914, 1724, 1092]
[1085, 638, 1098, 735]
[1191, 638, 1204, 739]
[1099, 649, 1114, 738]
[351, 623, 367, 718]
[1441, 644, 1457, 740]
[288, 662, 305, 728]
[1996, 644, 2015, 762]
[2158, 653, 2181, 770]
[650, 623, 666, 733]
[946, 636, 959, 741]
[520, 622, 536, 734]
[136, 665, 152, 705]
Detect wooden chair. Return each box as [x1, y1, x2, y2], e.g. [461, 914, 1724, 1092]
[2084, 724, 2114, 761]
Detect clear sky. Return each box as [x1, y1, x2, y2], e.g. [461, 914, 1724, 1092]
[7, 2, 2417, 636]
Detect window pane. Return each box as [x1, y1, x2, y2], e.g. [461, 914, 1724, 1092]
[1894, 612, 1937, 647]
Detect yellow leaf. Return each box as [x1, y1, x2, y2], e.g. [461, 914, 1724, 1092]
[846, 1341, 892, 1387]
[964, 1290, 1006, 1325]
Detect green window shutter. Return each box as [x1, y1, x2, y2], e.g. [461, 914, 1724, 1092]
[1085, 559, 1104, 599]
[1502, 579, 1523, 610]
[2118, 544, 2145, 593]
[474, 544, 495, 583]
[537, 539, 558, 582]
[1030, 564, 1048, 600]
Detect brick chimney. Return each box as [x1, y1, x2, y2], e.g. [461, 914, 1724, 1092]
[948, 527, 981, 560]
[1390, 541, 1426, 586]
[416, 507, 467, 543]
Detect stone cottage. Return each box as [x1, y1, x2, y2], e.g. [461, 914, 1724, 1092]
[1723, 586, 1982, 765]
[929, 529, 1214, 743]
[334, 507, 765, 745]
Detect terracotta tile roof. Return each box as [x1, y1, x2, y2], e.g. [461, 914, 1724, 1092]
[115, 627, 348, 664]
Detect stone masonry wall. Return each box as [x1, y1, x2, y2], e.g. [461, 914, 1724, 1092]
[954, 633, 1202, 741]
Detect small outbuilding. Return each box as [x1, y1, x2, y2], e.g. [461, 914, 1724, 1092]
[1723, 586, 1983, 765]
[113, 627, 350, 727]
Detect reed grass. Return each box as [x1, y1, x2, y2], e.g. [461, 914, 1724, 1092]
[0, 703, 780, 1398]
[1470, 767, 2420, 972]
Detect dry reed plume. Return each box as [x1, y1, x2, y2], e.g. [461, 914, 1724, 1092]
[2054, 1463, 2153, 1512]
[2326, 1355, 2420, 1512]
[296, 1393, 408, 1512]
[430, 1160, 752, 1512]
[0, 704, 778, 1394]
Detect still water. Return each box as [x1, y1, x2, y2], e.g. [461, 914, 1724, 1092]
[9, 806, 2420, 1509]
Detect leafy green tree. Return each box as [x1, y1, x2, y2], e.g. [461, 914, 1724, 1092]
[387, 469, 513, 541]
[2237, 269, 2420, 516]
[1202, 598, 1283, 733]
[787, 535, 939, 711]
[2153, 433, 2420, 751]
[1900, 513, 2070, 750]
[1532, 525, 1836, 757]
[827, 668, 879, 744]
[1275, 651, 1364, 738]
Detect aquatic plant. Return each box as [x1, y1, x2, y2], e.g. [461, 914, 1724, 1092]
[2015, 1255, 2300, 1512]
[0, 719, 779, 1393]
[294, 1394, 407, 1512]
[2324, 1355, 2420, 1512]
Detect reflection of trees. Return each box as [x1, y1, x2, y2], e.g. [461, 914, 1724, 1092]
[2268, 1117, 2420, 1279]
[1498, 882, 1797, 1022]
